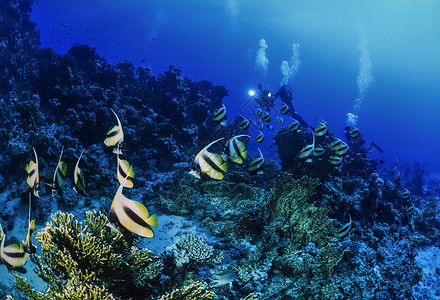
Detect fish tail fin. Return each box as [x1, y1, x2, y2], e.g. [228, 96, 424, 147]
[147, 214, 159, 229]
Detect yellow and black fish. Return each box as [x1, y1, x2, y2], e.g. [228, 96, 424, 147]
[335, 214, 352, 238]
[350, 127, 360, 138]
[213, 104, 227, 126]
[394, 173, 401, 185]
[239, 116, 250, 130]
[25, 193, 36, 254]
[256, 108, 263, 119]
[314, 120, 329, 137]
[117, 150, 135, 188]
[0, 226, 28, 269]
[255, 131, 265, 143]
[276, 116, 284, 125]
[399, 188, 411, 200]
[258, 123, 264, 131]
[73, 150, 86, 196]
[313, 145, 325, 157]
[299, 133, 315, 159]
[109, 185, 158, 238]
[406, 203, 415, 216]
[280, 102, 289, 114]
[328, 155, 343, 165]
[288, 120, 300, 132]
[249, 148, 265, 172]
[190, 138, 228, 180]
[26, 147, 40, 198]
[261, 112, 271, 122]
[225, 135, 250, 164]
[104, 109, 124, 154]
[47, 147, 67, 197]
[331, 138, 349, 155]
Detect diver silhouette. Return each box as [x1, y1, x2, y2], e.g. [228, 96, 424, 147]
[274, 84, 308, 127]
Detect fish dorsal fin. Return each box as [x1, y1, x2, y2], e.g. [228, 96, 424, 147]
[196, 138, 224, 161]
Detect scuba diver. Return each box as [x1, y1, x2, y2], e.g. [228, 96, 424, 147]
[254, 83, 275, 112]
[274, 84, 308, 127]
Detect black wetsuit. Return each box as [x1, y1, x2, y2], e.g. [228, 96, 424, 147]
[274, 84, 308, 127]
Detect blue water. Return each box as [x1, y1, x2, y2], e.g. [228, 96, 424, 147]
[31, 0, 440, 173]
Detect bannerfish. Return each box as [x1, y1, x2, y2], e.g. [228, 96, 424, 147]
[0, 231, 29, 269]
[328, 155, 343, 165]
[190, 138, 228, 180]
[299, 133, 315, 159]
[256, 108, 263, 119]
[335, 214, 352, 238]
[261, 112, 271, 122]
[239, 116, 250, 130]
[104, 109, 124, 154]
[258, 123, 264, 131]
[255, 131, 265, 143]
[331, 138, 349, 155]
[73, 150, 86, 196]
[117, 149, 135, 188]
[350, 127, 360, 138]
[109, 185, 158, 238]
[25, 193, 36, 254]
[213, 104, 227, 126]
[313, 145, 325, 157]
[406, 203, 415, 216]
[399, 189, 411, 200]
[26, 147, 40, 198]
[280, 102, 289, 114]
[314, 120, 329, 137]
[249, 148, 265, 172]
[225, 135, 250, 164]
[276, 116, 284, 125]
[288, 120, 300, 132]
[394, 173, 401, 185]
[47, 146, 67, 197]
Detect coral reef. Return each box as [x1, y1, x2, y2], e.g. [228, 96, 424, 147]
[13, 211, 157, 299]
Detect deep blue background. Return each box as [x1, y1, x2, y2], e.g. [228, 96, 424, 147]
[30, 0, 440, 173]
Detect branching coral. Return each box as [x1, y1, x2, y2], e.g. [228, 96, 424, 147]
[158, 281, 214, 300]
[13, 211, 157, 299]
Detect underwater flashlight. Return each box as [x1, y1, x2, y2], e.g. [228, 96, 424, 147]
[267, 92, 272, 97]
[248, 89, 256, 97]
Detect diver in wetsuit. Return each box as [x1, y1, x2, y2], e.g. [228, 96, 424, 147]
[274, 84, 308, 127]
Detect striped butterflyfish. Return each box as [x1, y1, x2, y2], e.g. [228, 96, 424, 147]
[117, 152, 135, 188]
[25, 193, 36, 254]
[280, 102, 289, 114]
[314, 120, 329, 137]
[213, 104, 227, 126]
[190, 138, 228, 180]
[239, 116, 250, 130]
[331, 138, 349, 155]
[73, 150, 86, 196]
[335, 214, 352, 238]
[0, 232, 29, 269]
[47, 146, 67, 197]
[299, 133, 315, 159]
[25, 147, 40, 198]
[104, 108, 124, 154]
[248, 148, 265, 173]
[109, 185, 158, 238]
[225, 135, 250, 164]
[255, 131, 265, 143]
